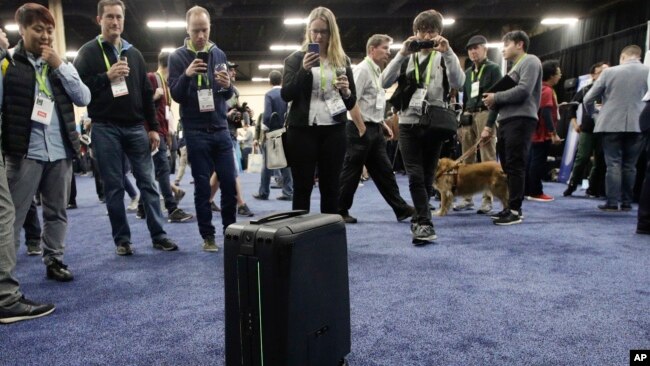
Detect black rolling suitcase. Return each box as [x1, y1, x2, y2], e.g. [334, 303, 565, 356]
[224, 210, 350, 366]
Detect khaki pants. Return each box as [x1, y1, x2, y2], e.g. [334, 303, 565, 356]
[458, 110, 497, 206]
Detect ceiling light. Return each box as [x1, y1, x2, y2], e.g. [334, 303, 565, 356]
[284, 18, 308, 25]
[259, 64, 284, 70]
[443, 19, 455, 25]
[4, 23, 19, 32]
[252, 77, 270, 82]
[270, 44, 301, 51]
[486, 43, 503, 49]
[147, 20, 186, 29]
[161, 47, 176, 53]
[65, 51, 78, 58]
[390, 44, 403, 50]
[541, 18, 578, 25]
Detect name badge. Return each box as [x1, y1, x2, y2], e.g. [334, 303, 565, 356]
[31, 95, 55, 125]
[376, 89, 386, 110]
[325, 91, 347, 117]
[471, 81, 480, 98]
[165, 106, 173, 122]
[409, 88, 427, 114]
[198, 89, 215, 112]
[111, 77, 129, 97]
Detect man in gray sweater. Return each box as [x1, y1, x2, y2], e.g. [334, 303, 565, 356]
[481, 30, 542, 225]
[583, 45, 649, 212]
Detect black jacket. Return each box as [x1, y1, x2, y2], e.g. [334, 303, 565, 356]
[281, 50, 357, 127]
[1, 41, 80, 157]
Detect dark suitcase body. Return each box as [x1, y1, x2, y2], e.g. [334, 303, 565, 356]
[224, 211, 350, 366]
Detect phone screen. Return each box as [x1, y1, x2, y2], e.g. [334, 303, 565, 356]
[196, 51, 209, 63]
[308, 43, 320, 67]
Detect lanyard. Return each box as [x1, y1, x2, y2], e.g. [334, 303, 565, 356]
[97, 36, 122, 71]
[414, 51, 436, 86]
[471, 64, 486, 82]
[319, 63, 335, 91]
[364, 57, 382, 90]
[34, 64, 52, 98]
[511, 53, 527, 70]
[187, 41, 209, 88]
[157, 72, 170, 106]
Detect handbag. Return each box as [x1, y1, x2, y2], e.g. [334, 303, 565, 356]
[419, 104, 458, 137]
[459, 112, 473, 126]
[265, 128, 288, 169]
[247, 146, 263, 173]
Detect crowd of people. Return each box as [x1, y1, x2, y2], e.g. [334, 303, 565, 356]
[0, 1, 648, 326]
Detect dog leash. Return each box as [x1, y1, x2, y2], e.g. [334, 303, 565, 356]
[453, 137, 492, 164]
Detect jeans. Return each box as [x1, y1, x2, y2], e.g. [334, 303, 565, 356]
[92, 123, 167, 245]
[600, 132, 645, 206]
[0, 153, 21, 307]
[497, 118, 536, 211]
[398, 123, 444, 225]
[138, 137, 177, 213]
[6, 157, 72, 266]
[122, 154, 138, 199]
[259, 142, 293, 198]
[185, 128, 237, 238]
[23, 199, 41, 245]
[525, 140, 551, 196]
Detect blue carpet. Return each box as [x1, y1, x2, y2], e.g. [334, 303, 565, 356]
[1, 169, 648, 365]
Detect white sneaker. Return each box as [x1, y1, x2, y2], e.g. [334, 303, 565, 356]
[127, 195, 140, 211]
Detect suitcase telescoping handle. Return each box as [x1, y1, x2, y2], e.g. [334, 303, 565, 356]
[249, 210, 308, 225]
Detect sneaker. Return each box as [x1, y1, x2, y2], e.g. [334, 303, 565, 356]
[491, 208, 523, 220]
[66, 203, 78, 209]
[339, 213, 357, 224]
[476, 203, 492, 215]
[636, 227, 650, 235]
[585, 188, 601, 198]
[115, 242, 134, 256]
[202, 236, 219, 252]
[46, 258, 74, 282]
[152, 237, 179, 251]
[174, 189, 186, 203]
[620, 203, 632, 212]
[453, 201, 474, 211]
[252, 193, 269, 200]
[26, 241, 42, 256]
[412, 224, 437, 244]
[127, 195, 140, 211]
[597, 204, 619, 212]
[563, 184, 577, 197]
[168, 208, 193, 223]
[396, 205, 415, 222]
[210, 201, 221, 212]
[136, 207, 145, 219]
[276, 195, 292, 201]
[237, 203, 254, 217]
[526, 194, 554, 202]
[0, 296, 55, 324]
[493, 210, 522, 226]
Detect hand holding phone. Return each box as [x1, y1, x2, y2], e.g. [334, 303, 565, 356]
[196, 51, 209, 64]
[307, 43, 320, 67]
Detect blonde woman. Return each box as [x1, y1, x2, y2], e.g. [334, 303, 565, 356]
[281, 7, 365, 213]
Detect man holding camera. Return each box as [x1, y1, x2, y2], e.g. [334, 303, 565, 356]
[337, 34, 414, 224]
[75, 0, 178, 255]
[455, 35, 501, 214]
[168, 6, 237, 252]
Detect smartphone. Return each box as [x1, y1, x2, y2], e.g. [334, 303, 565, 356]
[308, 43, 320, 67]
[196, 51, 209, 64]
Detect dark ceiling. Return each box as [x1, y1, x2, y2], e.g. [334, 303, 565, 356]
[0, 0, 627, 80]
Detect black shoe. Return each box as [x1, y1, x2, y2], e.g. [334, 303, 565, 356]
[412, 224, 437, 244]
[252, 193, 268, 200]
[563, 184, 577, 197]
[210, 201, 221, 212]
[46, 259, 74, 282]
[237, 204, 254, 217]
[585, 188, 600, 198]
[493, 210, 522, 226]
[339, 213, 357, 224]
[597, 204, 619, 212]
[152, 238, 179, 251]
[116, 242, 134, 256]
[636, 227, 650, 235]
[276, 195, 292, 201]
[490, 209, 510, 220]
[66, 203, 78, 209]
[0, 296, 55, 324]
[396, 205, 415, 222]
[620, 203, 632, 211]
[168, 208, 193, 223]
[26, 241, 42, 256]
[136, 208, 145, 219]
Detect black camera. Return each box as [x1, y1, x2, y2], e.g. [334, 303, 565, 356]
[408, 40, 438, 52]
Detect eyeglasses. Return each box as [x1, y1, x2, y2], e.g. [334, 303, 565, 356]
[309, 28, 330, 36]
[416, 28, 438, 35]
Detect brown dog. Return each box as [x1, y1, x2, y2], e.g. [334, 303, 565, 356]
[433, 158, 509, 216]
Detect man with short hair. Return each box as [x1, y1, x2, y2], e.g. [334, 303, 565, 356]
[481, 30, 542, 225]
[74, 0, 179, 255]
[584, 45, 649, 211]
[338, 34, 414, 223]
[253, 70, 293, 201]
[168, 6, 237, 252]
[0, 16, 56, 324]
[2, 3, 90, 281]
[456, 35, 502, 214]
[135, 52, 193, 223]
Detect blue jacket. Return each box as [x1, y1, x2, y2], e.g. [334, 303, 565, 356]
[168, 39, 234, 130]
[263, 87, 287, 131]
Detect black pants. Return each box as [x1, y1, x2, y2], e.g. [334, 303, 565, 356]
[23, 199, 41, 244]
[525, 140, 550, 196]
[91, 156, 104, 200]
[637, 103, 650, 230]
[69, 173, 77, 205]
[338, 122, 410, 217]
[286, 124, 346, 214]
[497, 118, 536, 211]
[398, 124, 444, 225]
